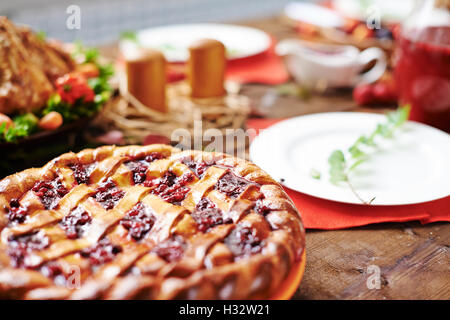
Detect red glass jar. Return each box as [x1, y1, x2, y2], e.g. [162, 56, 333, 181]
[394, 0, 450, 132]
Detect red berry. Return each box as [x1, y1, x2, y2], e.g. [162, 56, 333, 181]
[372, 82, 390, 101]
[353, 84, 374, 106]
[373, 82, 398, 103]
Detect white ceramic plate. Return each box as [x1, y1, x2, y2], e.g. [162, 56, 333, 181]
[119, 23, 271, 63]
[250, 112, 450, 205]
[332, 0, 416, 23]
[284, 2, 345, 28]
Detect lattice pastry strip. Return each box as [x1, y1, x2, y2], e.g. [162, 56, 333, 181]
[0, 145, 305, 299]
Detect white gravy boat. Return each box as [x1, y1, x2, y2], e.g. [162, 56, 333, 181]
[276, 39, 387, 89]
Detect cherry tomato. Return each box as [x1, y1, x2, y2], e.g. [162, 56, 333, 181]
[0, 113, 13, 130]
[39, 111, 63, 130]
[55, 73, 95, 105]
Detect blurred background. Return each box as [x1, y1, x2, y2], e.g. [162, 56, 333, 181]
[0, 0, 294, 45]
[1, 0, 448, 175]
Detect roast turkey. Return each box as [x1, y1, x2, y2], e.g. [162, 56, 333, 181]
[0, 17, 75, 115]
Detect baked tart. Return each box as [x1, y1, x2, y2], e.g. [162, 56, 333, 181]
[0, 144, 305, 299]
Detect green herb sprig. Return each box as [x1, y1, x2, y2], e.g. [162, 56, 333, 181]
[36, 31, 47, 42]
[326, 105, 410, 204]
[276, 83, 311, 100]
[72, 41, 100, 64]
[120, 30, 139, 44]
[0, 114, 39, 143]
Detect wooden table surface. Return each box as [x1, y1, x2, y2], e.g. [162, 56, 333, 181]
[236, 16, 450, 300]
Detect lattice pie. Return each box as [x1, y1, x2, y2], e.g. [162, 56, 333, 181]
[0, 145, 305, 299]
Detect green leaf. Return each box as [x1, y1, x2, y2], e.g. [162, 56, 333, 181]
[349, 158, 366, 171]
[120, 30, 138, 43]
[36, 31, 47, 42]
[328, 150, 348, 184]
[360, 135, 377, 147]
[84, 47, 99, 63]
[387, 105, 410, 128]
[328, 150, 345, 166]
[276, 83, 310, 100]
[376, 123, 393, 138]
[310, 168, 321, 180]
[98, 63, 114, 79]
[48, 93, 62, 108]
[88, 77, 111, 95]
[396, 105, 410, 126]
[1, 113, 39, 143]
[0, 122, 7, 134]
[330, 169, 348, 184]
[276, 83, 298, 96]
[349, 145, 365, 158]
[71, 41, 100, 64]
[15, 113, 39, 127]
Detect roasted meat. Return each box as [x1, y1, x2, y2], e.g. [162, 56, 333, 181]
[0, 17, 75, 115]
[18, 26, 76, 82]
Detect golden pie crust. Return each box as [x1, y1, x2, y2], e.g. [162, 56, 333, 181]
[0, 144, 305, 299]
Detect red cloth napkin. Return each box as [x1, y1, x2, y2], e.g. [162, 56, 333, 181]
[225, 37, 289, 85]
[247, 118, 450, 229]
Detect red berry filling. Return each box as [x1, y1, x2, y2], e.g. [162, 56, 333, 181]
[80, 238, 122, 266]
[145, 171, 194, 205]
[69, 163, 95, 185]
[254, 199, 271, 216]
[6, 199, 28, 224]
[32, 179, 69, 210]
[59, 206, 92, 239]
[92, 178, 125, 210]
[152, 235, 186, 262]
[7, 231, 50, 268]
[40, 261, 72, 286]
[41, 261, 64, 278]
[191, 198, 231, 232]
[125, 160, 148, 184]
[181, 158, 213, 178]
[40, 261, 67, 286]
[125, 152, 165, 185]
[225, 226, 264, 258]
[121, 203, 156, 240]
[215, 171, 251, 199]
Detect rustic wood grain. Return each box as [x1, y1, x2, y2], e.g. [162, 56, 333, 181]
[295, 222, 449, 300]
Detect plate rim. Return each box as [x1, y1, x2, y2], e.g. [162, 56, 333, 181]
[284, 2, 345, 28]
[331, 0, 416, 24]
[249, 112, 450, 206]
[120, 23, 272, 62]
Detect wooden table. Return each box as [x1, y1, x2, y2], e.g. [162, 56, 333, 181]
[237, 17, 449, 300]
